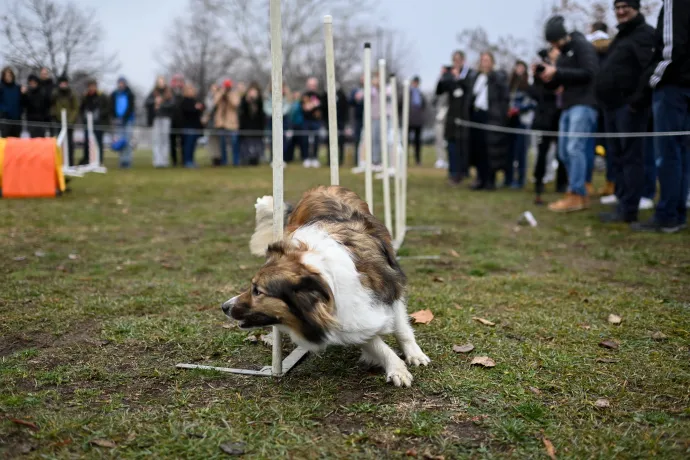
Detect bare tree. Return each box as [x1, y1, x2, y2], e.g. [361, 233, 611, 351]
[0, 0, 118, 85]
[456, 27, 531, 72]
[158, 0, 240, 100]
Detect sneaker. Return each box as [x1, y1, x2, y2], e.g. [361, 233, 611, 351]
[630, 218, 681, 234]
[310, 159, 320, 168]
[639, 197, 655, 210]
[598, 181, 615, 196]
[434, 159, 448, 169]
[600, 194, 619, 205]
[600, 212, 636, 223]
[548, 193, 588, 213]
[303, 159, 311, 168]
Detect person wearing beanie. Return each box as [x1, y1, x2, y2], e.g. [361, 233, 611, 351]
[79, 79, 110, 165]
[595, 1, 656, 224]
[110, 76, 136, 168]
[631, 0, 690, 233]
[50, 73, 79, 166]
[0, 66, 23, 138]
[22, 74, 49, 138]
[537, 15, 599, 213]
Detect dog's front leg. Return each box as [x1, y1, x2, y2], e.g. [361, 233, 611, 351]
[360, 336, 413, 387]
[393, 299, 431, 366]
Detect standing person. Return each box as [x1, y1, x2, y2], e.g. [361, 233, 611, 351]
[329, 85, 350, 165]
[301, 77, 325, 168]
[180, 84, 204, 168]
[469, 52, 510, 190]
[595, 0, 656, 224]
[530, 48, 569, 205]
[506, 60, 536, 189]
[204, 83, 221, 166]
[23, 74, 47, 138]
[169, 74, 185, 166]
[286, 90, 307, 163]
[632, 0, 690, 233]
[38, 67, 55, 135]
[145, 76, 175, 168]
[214, 79, 241, 166]
[349, 76, 365, 169]
[435, 50, 475, 185]
[51, 74, 79, 166]
[110, 77, 136, 169]
[239, 82, 265, 166]
[79, 79, 110, 165]
[540, 15, 599, 212]
[0, 67, 23, 138]
[407, 76, 427, 166]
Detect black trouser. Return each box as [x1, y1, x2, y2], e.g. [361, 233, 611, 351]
[470, 109, 492, 186]
[170, 131, 182, 166]
[534, 134, 568, 194]
[0, 121, 22, 138]
[353, 120, 363, 166]
[28, 125, 46, 138]
[410, 125, 422, 165]
[604, 105, 649, 220]
[81, 129, 105, 165]
[329, 133, 346, 165]
[64, 128, 75, 167]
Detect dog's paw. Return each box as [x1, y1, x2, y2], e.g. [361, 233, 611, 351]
[386, 362, 413, 388]
[255, 196, 274, 210]
[404, 344, 431, 367]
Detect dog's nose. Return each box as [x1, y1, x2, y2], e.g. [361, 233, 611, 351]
[221, 296, 238, 314]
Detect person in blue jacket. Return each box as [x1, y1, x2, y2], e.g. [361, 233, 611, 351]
[111, 76, 136, 168]
[0, 67, 23, 138]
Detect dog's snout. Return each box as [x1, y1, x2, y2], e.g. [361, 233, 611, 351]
[221, 296, 239, 314]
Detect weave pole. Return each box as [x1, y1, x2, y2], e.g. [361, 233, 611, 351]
[324, 15, 339, 185]
[390, 75, 402, 246]
[363, 43, 374, 213]
[378, 60, 392, 233]
[269, 0, 284, 376]
[401, 79, 410, 239]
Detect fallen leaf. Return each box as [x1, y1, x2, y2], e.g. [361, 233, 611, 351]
[244, 335, 258, 343]
[594, 398, 610, 408]
[599, 340, 619, 350]
[52, 438, 72, 448]
[220, 442, 246, 456]
[405, 448, 417, 457]
[115, 198, 124, 205]
[90, 439, 116, 448]
[529, 386, 542, 395]
[11, 419, 39, 431]
[56, 265, 67, 272]
[68, 253, 79, 260]
[453, 343, 475, 353]
[410, 309, 434, 325]
[651, 331, 668, 341]
[221, 324, 234, 329]
[470, 356, 496, 368]
[122, 208, 129, 214]
[607, 314, 622, 325]
[34, 251, 46, 258]
[239, 265, 247, 270]
[432, 276, 445, 283]
[126, 432, 137, 442]
[116, 266, 123, 271]
[259, 334, 273, 347]
[585, 226, 593, 238]
[449, 249, 460, 258]
[453, 303, 462, 310]
[579, 324, 591, 330]
[543, 437, 557, 460]
[472, 317, 496, 327]
[595, 358, 619, 364]
[13, 256, 27, 262]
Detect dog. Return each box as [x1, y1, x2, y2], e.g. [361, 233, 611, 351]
[223, 186, 430, 387]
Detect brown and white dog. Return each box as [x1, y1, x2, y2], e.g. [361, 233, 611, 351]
[222, 186, 430, 387]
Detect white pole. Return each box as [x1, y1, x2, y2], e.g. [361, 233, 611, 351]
[86, 112, 100, 167]
[270, 0, 284, 376]
[61, 109, 69, 169]
[363, 43, 374, 214]
[323, 15, 339, 186]
[378, 59, 392, 234]
[401, 79, 410, 239]
[390, 75, 401, 243]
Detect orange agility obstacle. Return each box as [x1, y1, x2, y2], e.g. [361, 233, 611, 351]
[0, 137, 66, 198]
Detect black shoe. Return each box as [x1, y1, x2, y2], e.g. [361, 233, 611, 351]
[630, 218, 681, 234]
[470, 182, 485, 191]
[534, 195, 545, 206]
[485, 182, 497, 191]
[599, 212, 636, 224]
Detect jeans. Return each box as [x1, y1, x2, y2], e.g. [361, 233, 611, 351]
[507, 127, 529, 187]
[303, 120, 322, 160]
[82, 129, 105, 165]
[115, 119, 134, 168]
[218, 130, 240, 166]
[558, 105, 598, 196]
[604, 106, 649, 220]
[447, 139, 467, 181]
[182, 131, 199, 167]
[152, 117, 171, 167]
[643, 135, 657, 200]
[652, 85, 690, 226]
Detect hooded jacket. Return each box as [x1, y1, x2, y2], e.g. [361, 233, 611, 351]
[51, 87, 80, 124]
[546, 31, 600, 110]
[22, 86, 48, 122]
[80, 90, 111, 125]
[111, 81, 136, 121]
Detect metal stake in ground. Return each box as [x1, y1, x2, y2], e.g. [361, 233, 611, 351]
[378, 59, 392, 233]
[324, 15, 339, 186]
[363, 43, 374, 213]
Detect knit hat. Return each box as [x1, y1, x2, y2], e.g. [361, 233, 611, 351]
[117, 76, 127, 85]
[614, 0, 640, 10]
[223, 79, 233, 89]
[545, 15, 568, 42]
[57, 73, 69, 84]
[27, 74, 39, 84]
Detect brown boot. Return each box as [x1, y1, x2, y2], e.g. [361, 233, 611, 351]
[598, 181, 615, 196]
[548, 192, 589, 213]
[586, 182, 595, 197]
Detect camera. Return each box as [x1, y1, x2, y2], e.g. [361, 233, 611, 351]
[535, 64, 546, 75]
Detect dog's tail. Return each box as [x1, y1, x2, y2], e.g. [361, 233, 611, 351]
[249, 196, 293, 257]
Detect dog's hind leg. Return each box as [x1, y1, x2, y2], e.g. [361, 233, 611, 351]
[393, 299, 431, 367]
[360, 335, 413, 387]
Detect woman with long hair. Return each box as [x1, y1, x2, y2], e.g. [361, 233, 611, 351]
[145, 76, 175, 167]
[469, 52, 510, 190]
[506, 60, 536, 188]
[180, 84, 204, 168]
[239, 82, 265, 166]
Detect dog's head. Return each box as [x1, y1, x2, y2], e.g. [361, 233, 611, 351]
[222, 241, 335, 343]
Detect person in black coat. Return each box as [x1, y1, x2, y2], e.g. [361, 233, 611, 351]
[435, 50, 476, 185]
[0, 67, 23, 138]
[467, 52, 510, 190]
[349, 76, 365, 167]
[79, 79, 111, 165]
[596, 1, 656, 224]
[23, 74, 48, 138]
[39, 67, 55, 134]
[324, 86, 349, 165]
[180, 84, 204, 168]
[239, 82, 265, 166]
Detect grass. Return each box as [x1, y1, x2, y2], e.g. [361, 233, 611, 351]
[1, 146, 689, 459]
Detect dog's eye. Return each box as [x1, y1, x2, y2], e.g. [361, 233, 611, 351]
[252, 284, 261, 296]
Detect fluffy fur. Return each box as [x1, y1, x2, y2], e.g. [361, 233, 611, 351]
[223, 186, 429, 387]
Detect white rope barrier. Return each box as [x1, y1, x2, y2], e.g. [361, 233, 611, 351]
[324, 14, 339, 186]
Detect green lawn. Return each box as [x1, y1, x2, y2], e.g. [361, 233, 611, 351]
[1, 147, 689, 459]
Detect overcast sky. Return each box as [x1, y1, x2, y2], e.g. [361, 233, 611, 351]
[11, 0, 552, 91]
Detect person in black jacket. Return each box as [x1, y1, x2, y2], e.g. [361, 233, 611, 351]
[0, 67, 23, 138]
[180, 84, 204, 168]
[631, 0, 690, 233]
[79, 79, 111, 165]
[349, 76, 365, 168]
[23, 74, 48, 138]
[324, 85, 349, 165]
[595, 0, 656, 224]
[539, 15, 600, 213]
[39, 67, 55, 135]
[435, 50, 475, 185]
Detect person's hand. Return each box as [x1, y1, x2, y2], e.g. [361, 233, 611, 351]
[195, 102, 204, 110]
[508, 107, 520, 118]
[548, 47, 561, 63]
[554, 85, 564, 95]
[21, 85, 27, 94]
[451, 67, 460, 78]
[539, 64, 557, 83]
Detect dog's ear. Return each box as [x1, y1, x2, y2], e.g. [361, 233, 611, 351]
[275, 273, 334, 343]
[266, 241, 287, 259]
